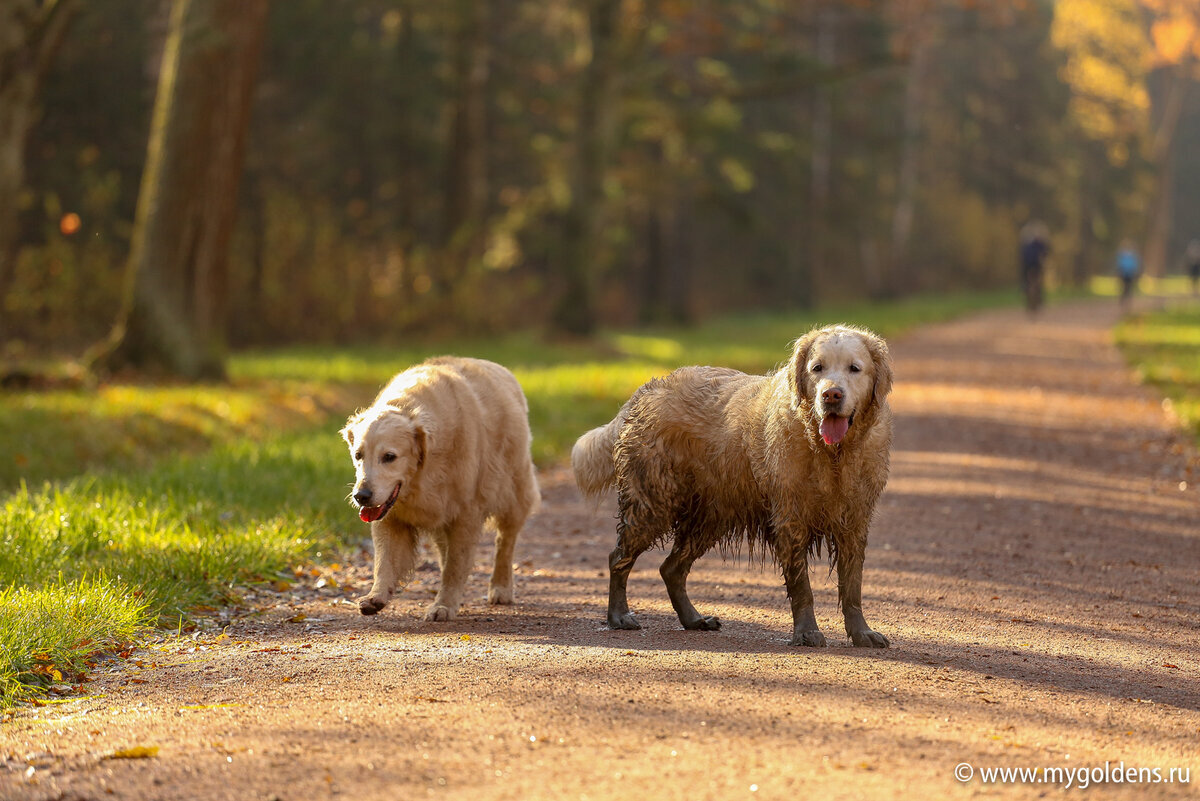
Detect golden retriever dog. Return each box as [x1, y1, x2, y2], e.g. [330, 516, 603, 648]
[341, 357, 540, 621]
[573, 325, 893, 647]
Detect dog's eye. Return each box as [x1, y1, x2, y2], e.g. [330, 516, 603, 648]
[849, 363, 861, 373]
[381, 452, 397, 464]
[354, 451, 363, 462]
[810, 363, 823, 373]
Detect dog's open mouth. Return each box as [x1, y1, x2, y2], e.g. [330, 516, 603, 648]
[819, 413, 852, 445]
[358, 483, 401, 523]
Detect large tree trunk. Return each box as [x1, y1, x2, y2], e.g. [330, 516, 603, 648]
[86, 0, 269, 378]
[439, 0, 490, 297]
[807, 4, 836, 302]
[1143, 62, 1191, 278]
[888, 18, 932, 297]
[0, 0, 77, 337]
[553, 0, 621, 336]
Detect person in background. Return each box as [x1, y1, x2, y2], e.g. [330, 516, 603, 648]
[1116, 240, 1140, 310]
[1187, 239, 1200, 297]
[1019, 220, 1050, 316]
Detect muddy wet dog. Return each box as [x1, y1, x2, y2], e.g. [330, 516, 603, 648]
[573, 325, 893, 647]
[342, 357, 540, 621]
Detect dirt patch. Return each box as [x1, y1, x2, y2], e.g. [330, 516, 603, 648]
[3, 301, 1198, 800]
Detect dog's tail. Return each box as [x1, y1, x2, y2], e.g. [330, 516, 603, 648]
[571, 409, 626, 500]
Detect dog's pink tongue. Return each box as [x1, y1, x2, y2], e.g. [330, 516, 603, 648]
[820, 415, 850, 445]
[359, 505, 383, 523]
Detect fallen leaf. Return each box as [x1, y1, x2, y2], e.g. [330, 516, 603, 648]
[288, 613, 307, 623]
[1162, 663, 1180, 669]
[106, 746, 159, 760]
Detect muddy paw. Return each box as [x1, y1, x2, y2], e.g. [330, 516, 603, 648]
[424, 604, 456, 622]
[683, 615, 721, 631]
[789, 629, 827, 647]
[487, 585, 514, 605]
[849, 629, 889, 648]
[607, 612, 642, 630]
[359, 596, 388, 616]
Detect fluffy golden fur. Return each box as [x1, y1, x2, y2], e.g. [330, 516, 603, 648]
[573, 325, 893, 647]
[341, 357, 540, 621]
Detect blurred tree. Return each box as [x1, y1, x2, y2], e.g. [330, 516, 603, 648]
[86, 0, 269, 378]
[1140, 0, 1199, 275]
[553, 0, 623, 335]
[0, 0, 77, 337]
[440, 0, 491, 297]
[7, 0, 1195, 353]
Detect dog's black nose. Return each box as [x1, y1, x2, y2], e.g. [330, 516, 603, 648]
[353, 488, 373, 506]
[821, 387, 844, 405]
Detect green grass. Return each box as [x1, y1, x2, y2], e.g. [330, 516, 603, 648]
[0, 379, 366, 490]
[0, 288, 1019, 706]
[0, 428, 355, 705]
[0, 578, 147, 706]
[1116, 302, 1200, 445]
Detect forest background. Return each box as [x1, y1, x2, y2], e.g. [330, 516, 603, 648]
[2, 0, 1200, 374]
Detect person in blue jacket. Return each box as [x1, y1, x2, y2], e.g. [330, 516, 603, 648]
[1116, 240, 1140, 309]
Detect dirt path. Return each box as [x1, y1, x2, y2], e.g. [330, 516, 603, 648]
[4, 301, 1199, 800]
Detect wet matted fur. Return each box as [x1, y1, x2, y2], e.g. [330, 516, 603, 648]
[341, 357, 540, 621]
[572, 325, 893, 647]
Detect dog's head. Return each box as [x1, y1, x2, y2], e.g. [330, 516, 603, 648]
[340, 407, 428, 523]
[788, 325, 892, 446]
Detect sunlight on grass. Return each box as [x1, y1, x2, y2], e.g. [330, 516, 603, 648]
[1090, 275, 1197, 298]
[0, 381, 357, 490]
[1116, 304, 1200, 442]
[0, 578, 146, 706]
[0, 289, 1025, 706]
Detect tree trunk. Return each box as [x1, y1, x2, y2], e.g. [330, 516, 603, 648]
[553, 0, 621, 336]
[439, 0, 490, 296]
[0, 0, 77, 336]
[85, 0, 269, 378]
[888, 19, 932, 297]
[807, 4, 835, 302]
[1143, 62, 1191, 278]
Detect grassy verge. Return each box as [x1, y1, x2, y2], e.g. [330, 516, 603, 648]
[0, 289, 1018, 706]
[0, 429, 353, 705]
[0, 380, 364, 490]
[235, 289, 1018, 464]
[1115, 302, 1200, 446]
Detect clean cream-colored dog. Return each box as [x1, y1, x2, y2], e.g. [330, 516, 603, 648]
[341, 356, 540, 621]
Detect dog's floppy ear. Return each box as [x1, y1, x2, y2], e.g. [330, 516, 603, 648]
[787, 327, 824, 408]
[340, 412, 362, 447]
[864, 331, 893, 404]
[413, 425, 428, 469]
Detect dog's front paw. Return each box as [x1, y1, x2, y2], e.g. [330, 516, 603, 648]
[849, 628, 889, 648]
[359, 595, 388, 616]
[789, 629, 827, 647]
[424, 604, 457, 622]
[487, 584, 514, 605]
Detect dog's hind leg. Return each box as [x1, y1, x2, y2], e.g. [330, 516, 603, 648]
[607, 540, 648, 630]
[660, 540, 720, 631]
[488, 463, 539, 605]
[607, 486, 663, 630]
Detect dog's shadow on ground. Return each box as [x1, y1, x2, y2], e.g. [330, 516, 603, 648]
[341, 599, 1200, 715]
